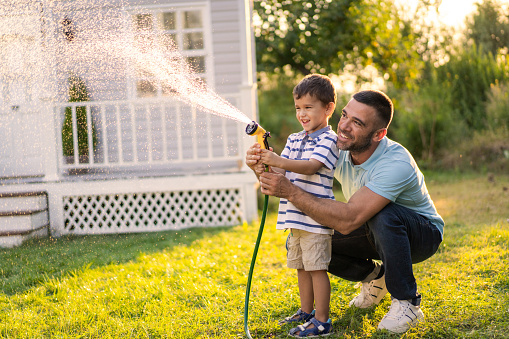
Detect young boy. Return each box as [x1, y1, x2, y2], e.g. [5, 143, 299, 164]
[256, 74, 339, 337]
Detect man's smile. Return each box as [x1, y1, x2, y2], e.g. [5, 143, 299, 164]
[338, 128, 353, 140]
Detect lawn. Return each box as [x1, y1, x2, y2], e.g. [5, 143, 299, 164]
[0, 172, 508, 338]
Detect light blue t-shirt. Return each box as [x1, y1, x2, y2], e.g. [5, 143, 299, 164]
[335, 137, 444, 237]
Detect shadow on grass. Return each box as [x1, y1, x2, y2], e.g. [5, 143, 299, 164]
[0, 225, 233, 295]
[328, 304, 405, 339]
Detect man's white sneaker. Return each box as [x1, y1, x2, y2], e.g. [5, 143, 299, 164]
[378, 298, 424, 333]
[349, 274, 388, 308]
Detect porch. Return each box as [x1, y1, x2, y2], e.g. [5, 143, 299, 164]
[0, 95, 258, 244]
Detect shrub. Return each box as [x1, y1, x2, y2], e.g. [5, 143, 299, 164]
[485, 80, 509, 130]
[61, 75, 97, 161]
[437, 74, 509, 172]
[440, 128, 509, 172]
[390, 65, 466, 167]
[440, 45, 509, 130]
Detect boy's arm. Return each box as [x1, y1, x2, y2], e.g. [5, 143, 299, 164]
[260, 149, 323, 175]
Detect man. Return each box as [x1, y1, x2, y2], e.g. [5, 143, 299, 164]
[246, 90, 444, 334]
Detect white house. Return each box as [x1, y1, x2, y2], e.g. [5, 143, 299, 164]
[0, 0, 259, 247]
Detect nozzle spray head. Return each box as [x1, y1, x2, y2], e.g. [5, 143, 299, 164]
[245, 121, 266, 136]
[245, 121, 270, 149]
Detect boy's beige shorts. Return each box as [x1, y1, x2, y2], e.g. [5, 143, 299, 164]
[286, 228, 332, 271]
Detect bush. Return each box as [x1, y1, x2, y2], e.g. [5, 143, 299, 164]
[61, 75, 97, 161]
[441, 45, 509, 130]
[391, 46, 509, 171]
[485, 81, 509, 130]
[440, 128, 509, 172]
[390, 64, 466, 166]
[432, 67, 509, 172]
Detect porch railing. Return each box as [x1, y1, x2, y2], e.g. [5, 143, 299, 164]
[54, 96, 244, 175]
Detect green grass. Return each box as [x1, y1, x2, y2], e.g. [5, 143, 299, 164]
[0, 173, 508, 338]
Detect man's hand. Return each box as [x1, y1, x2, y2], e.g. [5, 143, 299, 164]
[245, 143, 265, 175]
[245, 143, 262, 168]
[259, 169, 293, 199]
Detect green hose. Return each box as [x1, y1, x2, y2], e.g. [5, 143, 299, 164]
[244, 193, 269, 339]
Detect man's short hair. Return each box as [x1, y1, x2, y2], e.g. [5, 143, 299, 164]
[353, 90, 393, 129]
[293, 74, 337, 107]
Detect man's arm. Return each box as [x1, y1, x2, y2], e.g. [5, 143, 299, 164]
[259, 170, 391, 234]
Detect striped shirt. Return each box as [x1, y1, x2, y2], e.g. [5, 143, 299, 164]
[276, 126, 339, 235]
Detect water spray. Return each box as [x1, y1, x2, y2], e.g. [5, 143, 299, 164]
[244, 121, 271, 339]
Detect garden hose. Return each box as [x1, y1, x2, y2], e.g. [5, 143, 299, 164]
[244, 194, 269, 339]
[244, 121, 271, 339]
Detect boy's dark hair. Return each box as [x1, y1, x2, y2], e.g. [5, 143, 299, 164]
[293, 74, 337, 107]
[352, 90, 393, 129]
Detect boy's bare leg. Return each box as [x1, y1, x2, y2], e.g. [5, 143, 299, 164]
[292, 270, 330, 335]
[309, 270, 330, 323]
[297, 269, 314, 314]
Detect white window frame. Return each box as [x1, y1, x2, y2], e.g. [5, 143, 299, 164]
[125, 2, 214, 99]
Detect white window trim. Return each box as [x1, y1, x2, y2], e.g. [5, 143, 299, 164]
[124, 2, 214, 99]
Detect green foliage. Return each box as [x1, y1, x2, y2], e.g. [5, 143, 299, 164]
[441, 45, 509, 130]
[485, 80, 509, 131]
[0, 175, 508, 337]
[440, 128, 509, 173]
[253, 0, 420, 87]
[391, 63, 462, 164]
[253, 1, 509, 172]
[392, 46, 509, 169]
[466, 0, 509, 56]
[61, 75, 97, 159]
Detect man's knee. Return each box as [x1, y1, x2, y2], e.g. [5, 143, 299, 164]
[366, 203, 401, 237]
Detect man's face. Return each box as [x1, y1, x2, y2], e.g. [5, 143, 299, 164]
[336, 99, 381, 153]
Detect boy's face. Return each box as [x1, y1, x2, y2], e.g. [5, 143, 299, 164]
[293, 94, 333, 134]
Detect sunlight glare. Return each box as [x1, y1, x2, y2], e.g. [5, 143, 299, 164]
[398, 0, 509, 27]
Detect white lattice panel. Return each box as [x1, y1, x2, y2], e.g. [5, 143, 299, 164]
[62, 188, 243, 234]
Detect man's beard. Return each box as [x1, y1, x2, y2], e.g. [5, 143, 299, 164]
[338, 128, 376, 153]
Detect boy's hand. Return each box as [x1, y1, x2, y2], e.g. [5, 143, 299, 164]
[260, 149, 280, 168]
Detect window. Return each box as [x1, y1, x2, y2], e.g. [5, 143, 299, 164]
[130, 6, 210, 98]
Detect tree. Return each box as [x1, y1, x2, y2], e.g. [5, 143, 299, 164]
[466, 0, 509, 56]
[253, 0, 422, 87]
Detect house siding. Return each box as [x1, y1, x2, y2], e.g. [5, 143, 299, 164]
[211, 0, 243, 94]
[50, 0, 246, 99]
[47, 0, 250, 172]
[0, 0, 258, 241]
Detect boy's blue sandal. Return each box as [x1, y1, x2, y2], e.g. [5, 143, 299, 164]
[288, 318, 333, 337]
[278, 309, 315, 325]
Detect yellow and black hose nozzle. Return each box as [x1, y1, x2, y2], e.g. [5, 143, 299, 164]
[245, 121, 270, 149]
